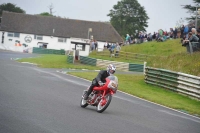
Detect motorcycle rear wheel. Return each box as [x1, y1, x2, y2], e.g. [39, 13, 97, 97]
[96, 94, 112, 113]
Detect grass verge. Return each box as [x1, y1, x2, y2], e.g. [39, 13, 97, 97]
[18, 54, 102, 70]
[89, 39, 200, 76]
[68, 71, 200, 117]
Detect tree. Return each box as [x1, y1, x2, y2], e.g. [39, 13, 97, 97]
[39, 12, 53, 17]
[182, 0, 200, 20]
[0, 3, 25, 16]
[107, 0, 149, 37]
[182, 0, 200, 28]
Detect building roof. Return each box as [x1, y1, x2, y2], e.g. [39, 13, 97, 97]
[0, 11, 123, 43]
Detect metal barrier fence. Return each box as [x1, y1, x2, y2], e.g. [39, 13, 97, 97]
[79, 56, 144, 72]
[96, 59, 129, 71]
[186, 42, 200, 54]
[145, 67, 200, 99]
[80, 56, 97, 66]
[96, 49, 159, 62]
[32, 47, 65, 55]
[129, 63, 144, 72]
[67, 55, 74, 64]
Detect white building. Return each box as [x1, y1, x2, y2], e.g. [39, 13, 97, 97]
[0, 11, 123, 56]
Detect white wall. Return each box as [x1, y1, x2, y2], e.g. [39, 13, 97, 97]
[0, 31, 110, 56]
[97, 41, 106, 51]
[0, 31, 91, 56]
[70, 38, 90, 56]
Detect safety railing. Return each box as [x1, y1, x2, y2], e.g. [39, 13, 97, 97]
[80, 56, 97, 66]
[32, 47, 65, 55]
[96, 49, 167, 62]
[79, 56, 144, 72]
[145, 67, 200, 99]
[96, 59, 129, 71]
[67, 55, 74, 64]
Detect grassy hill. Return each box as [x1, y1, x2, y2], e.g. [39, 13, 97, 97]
[90, 39, 200, 76]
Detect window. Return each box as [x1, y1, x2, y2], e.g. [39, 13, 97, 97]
[34, 35, 43, 40]
[7, 32, 20, 38]
[76, 44, 85, 51]
[58, 38, 66, 43]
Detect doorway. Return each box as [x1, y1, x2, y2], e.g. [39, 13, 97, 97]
[37, 42, 48, 48]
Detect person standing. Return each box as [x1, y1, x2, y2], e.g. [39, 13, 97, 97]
[115, 43, 121, 57]
[125, 34, 130, 45]
[174, 27, 178, 39]
[94, 40, 98, 51]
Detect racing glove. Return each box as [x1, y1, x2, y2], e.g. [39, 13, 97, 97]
[98, 81, 104, 86]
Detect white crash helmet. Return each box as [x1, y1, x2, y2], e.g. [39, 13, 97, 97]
[107, 64, 116, 75]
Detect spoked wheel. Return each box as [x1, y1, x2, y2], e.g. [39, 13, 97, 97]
[80, 97, 88, 108]
[80, 92, 88, 108]
[96, 94, 112, 113]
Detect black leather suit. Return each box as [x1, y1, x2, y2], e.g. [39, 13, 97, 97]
[85, 70, 110, 97]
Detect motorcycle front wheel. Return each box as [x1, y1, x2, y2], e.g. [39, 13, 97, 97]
[80, 97, 88, 108]
[96, 94, 112, 113]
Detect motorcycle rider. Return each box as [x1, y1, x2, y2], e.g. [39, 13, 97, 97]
[84, 64, 116, 100]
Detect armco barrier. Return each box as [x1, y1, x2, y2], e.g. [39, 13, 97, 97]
[80, 56, 97, 66]
[67, 55, 74, 64]
[129, 63, 143, 72]
[96, 59, 129, 71]
[145, 67, 200, 99]
[32, 47, 65, 55]
[79, 56, 144, 72]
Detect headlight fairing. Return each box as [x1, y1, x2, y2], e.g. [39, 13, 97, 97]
[107, 81, 118, 92]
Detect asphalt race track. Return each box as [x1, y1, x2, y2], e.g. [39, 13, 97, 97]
[0, 50, 200, 133]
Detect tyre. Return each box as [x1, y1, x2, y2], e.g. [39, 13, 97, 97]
[96, 94, 112, 113]
[80, 97, 88, 108]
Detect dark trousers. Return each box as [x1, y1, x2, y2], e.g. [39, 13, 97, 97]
[86, 80, 98, 96]
[87, 84, 96, 96]
[115, 51, 119, 56]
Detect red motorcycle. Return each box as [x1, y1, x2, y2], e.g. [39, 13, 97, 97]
[80, 75, 118, 113]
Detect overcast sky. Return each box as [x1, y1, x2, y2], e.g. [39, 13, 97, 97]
[0, 0, 195, 34]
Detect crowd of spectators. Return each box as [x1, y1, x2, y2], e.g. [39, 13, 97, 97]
[89, 23, 200, 56]
[122, 23, 200, 53]
[123, 23, 200, 45]
[181, 27, 200, 52]
[89, 39, 122, 57]
[104, 42, 121, 57]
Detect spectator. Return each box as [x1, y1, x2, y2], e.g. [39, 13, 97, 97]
[115, 43, 121, 57]
[139, 32, 144, 43]
[174, 27, 178, 39]
[152, 32, 156, 40]
[130, 35, 134, 43]
[182, 32, 199, 46]
[188, 24, 193, 33]
[183, 25, 189, 38]
[196, 30, 200, 42]
[191, 28, 197, 35]
[94, 40, 98, 50]
[91, 40, 95, 51]
[107, 42, 110, 49]
[147, 33, 152, 41]
[125, 34, 130, 45]
[158, 29, 163, 37]
[181, 25, 185, 38]
[170, 28, 174, 39]
[109, 43, 115, 56]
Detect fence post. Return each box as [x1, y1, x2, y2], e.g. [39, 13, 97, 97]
[189, 42, 193, 54]
[144, 62, 147, 75]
